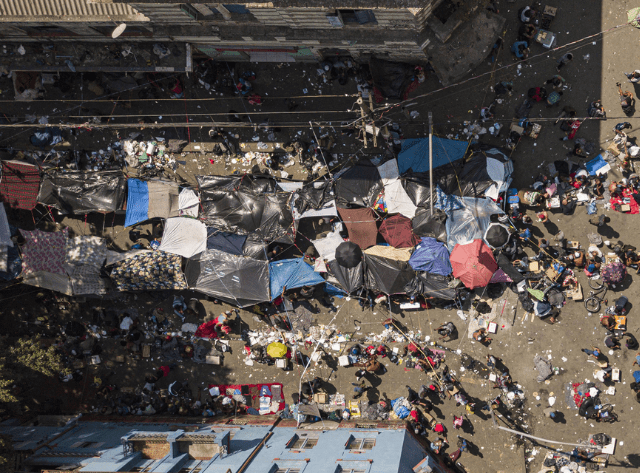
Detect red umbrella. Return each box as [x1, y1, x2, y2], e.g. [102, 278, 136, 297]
[450, 239, 498, 289]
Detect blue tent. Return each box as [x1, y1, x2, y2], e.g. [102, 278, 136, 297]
[206, 228, 247, 255]
[269, 258, 326, 300]
[409, 237, 452, 276]
[124, 179, 149, 227]
[398, 137, 469, 174]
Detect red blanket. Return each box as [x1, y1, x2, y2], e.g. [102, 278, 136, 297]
[610, 188, 639, 215]
[207, 382, 285, 415]
[194, 320, 219, 339]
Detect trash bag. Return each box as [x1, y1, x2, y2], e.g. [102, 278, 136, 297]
[390, 396, 411, 419]
[534, 354, 553, 383]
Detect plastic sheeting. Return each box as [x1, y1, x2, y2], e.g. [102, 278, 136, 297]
[198, 174, 278, 195]
[206, 228, 247, 255]
[327, 260, 364, 294]
[242, 237, 268, 260]
[496, 254, 525, 284]
[124, 178, 149, 227]
[178, 187, 200, 217]
[38, 170, 126, 215]
[158, 217, 207, 258]
[404, 272, 457, 300]
[294, 180, 334, 215]
[409, 237, 452, 275]
[185, 249, 270, 307]
[364, 251, 415, 295]
[379, 214, 420, 248]
[377, 159, 417, 218]
[398, 137, 469, 174]
[445, 197, 505, 251]
[198, 174, 294, 243]
[147, 180, 180, 220]
[337, 207, 378, 250]
[335, 160, 383, 208]
[411, 208, 447, 242]
[269, 258, 326, 300]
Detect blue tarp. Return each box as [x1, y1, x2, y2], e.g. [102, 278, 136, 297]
[398, 137, 469, 174]
[585, 154, 608, 176]
[409, 237, 452, 276]
[0, 247, 21, 281]
[269, 258, 326, 300]
[206, 228, 247, 255]
[124, 179, 149, 227]
[325, 282, 346, 298]
[434, 186, 464, 212]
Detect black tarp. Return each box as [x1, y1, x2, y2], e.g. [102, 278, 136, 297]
[328, 260, 364, 294]
[37, 170, 126, 214]
[206, 227, 247, 255]
[294, 180, 334, 214]
[369, 57, 416, 100]
[402, 171, 460, 208]
[197, 175, 294, 243]
[364, 254, 415, 295]
[404, 272, 457, 300]
[198, 174, 278, 195]
[411, 208, 447, 242]
[335, 161, 383, 208]
[496, 253, 525, 284]
[184, 249, 270, 307]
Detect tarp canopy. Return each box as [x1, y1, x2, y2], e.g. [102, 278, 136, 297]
[20, 228, 68, 275]
[398, 137, 469, 174]
[377, 159, 417, 218]
[185, 249, 270, 307]
[335, 160, 383, 208]
[411, 207, 447, 242]
[402, 172, 460, 209]
[450, 239, 498, 289]
[206, 227, 247, 255]
[110, 250, 187, 291]
[198, 174, 278, 195]
[409, 237, 452, 275]
[364, 249, 415, 295]
[0, 161, 40, 210]
[404, 272, 457, 300]
[158, 217, 207, 258]
[293, 180, 335, 215]
[379, 214, 420, 248]
[38, 170, 126, 214]
[124, 178, 148, 227]
[125, 178, 180, 227]
[337, 207, 378, 250]
[269, 258, 326, 300]
[369, 57, 417, 100]
[65, 236, 108, 296]
[178, 187, 200, 217]
[312, 229, 345, 263]
[197, 175, 294, 243]
[446, 197, 505, 250]
[459, 145, 514, 200]
[327, 259, 364, 294]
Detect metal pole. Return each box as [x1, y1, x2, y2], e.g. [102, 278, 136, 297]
[428, 111, 433, 214]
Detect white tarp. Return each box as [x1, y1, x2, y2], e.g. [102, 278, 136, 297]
[377, 159, 417, 218]
[484, 157, 511, 200]
[446, 197, 504, 250]
[179, 188, 200, 217]
[312, 229, 345, 263]
[158, 217, 207, 258]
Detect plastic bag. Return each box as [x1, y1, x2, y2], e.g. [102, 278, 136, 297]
[587, 201, 597, 215]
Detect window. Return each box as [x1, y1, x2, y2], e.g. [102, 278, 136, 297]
[91, 25, 152, 37]
[346, 438, 375, 450]
[223, 4, 250, 14]
[338, 10, 377, 25]
[290, 437, 318, 450]
[19, 25, 77, 37]
[276, 469, 300, 473]
[180, 4, 220, 20]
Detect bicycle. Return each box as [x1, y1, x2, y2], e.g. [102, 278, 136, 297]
[585, 278, 607, 312]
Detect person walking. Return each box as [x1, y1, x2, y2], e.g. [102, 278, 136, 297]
[556, 53, 573, 72]
[616, 82, 635, 116]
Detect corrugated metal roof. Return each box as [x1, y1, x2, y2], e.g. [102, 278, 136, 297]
[0, 0, 149, 22]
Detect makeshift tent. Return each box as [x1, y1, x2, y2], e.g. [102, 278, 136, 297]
[376, 159, 417, 218]
[402, 171, 460, 209]
[312, 229, 345, 263]
[327, 259, 364, 294]
[450, 239, 498, 289]
[335, 242, 363, 268]
[206, 228, 247, 255]
[178, 188, 200, 217]
[379, 214, 420, 248]
[404, 272, 457, 300]
[337, 208, 378, 250]
[158, 217, 207, 258]
[484, 223, 510, 250]
[269, 258, 326, 300]
[110, 250, 187, 291]
[446, 197, 505, 250]
[65, 236, 108, 295]
[409, 237, 452, 276]
[369, 57, 418, 101]
[0, 161, 40, 210]
[412, 208, 447, 242]
[398, 137, 469, 174]
[185, 249, 270, 307]
[197, 175, 294, 243]
[198, 174, 278, 194]
[334, 160, 383, 208]
[458, 146, 514, 200]
[124, 178, 180, 227]
[585, 155, 611, 176]
[37, 170, 126, 214]
[293, 180, 336, 216]
[20, 228, 68, 275]
[364, 245, 415, 294]
[495, 253, 524, 284]
[242, 237, 268, 260]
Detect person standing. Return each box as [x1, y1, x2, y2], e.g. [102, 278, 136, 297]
[556, 53, 573, 72]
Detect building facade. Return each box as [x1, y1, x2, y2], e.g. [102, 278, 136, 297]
[0, 417, 455, 473]
[0, 0, 504, 84]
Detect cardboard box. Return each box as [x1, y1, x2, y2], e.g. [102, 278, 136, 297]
[205, 355, 221, 365]
[276, 358, 288, 369]
[115, 355, 125, 363]
[612, 368, 620, 382]
[313, 393, 328, 403]
[338, 355, 350, 367]
[142, 345, 151, 358]
[621, 204, 631, 212]
[528, 261, 540, 272]
[487, 322, 498, 334]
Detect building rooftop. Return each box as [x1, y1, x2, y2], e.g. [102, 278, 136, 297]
[0, 0, 148, 22]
